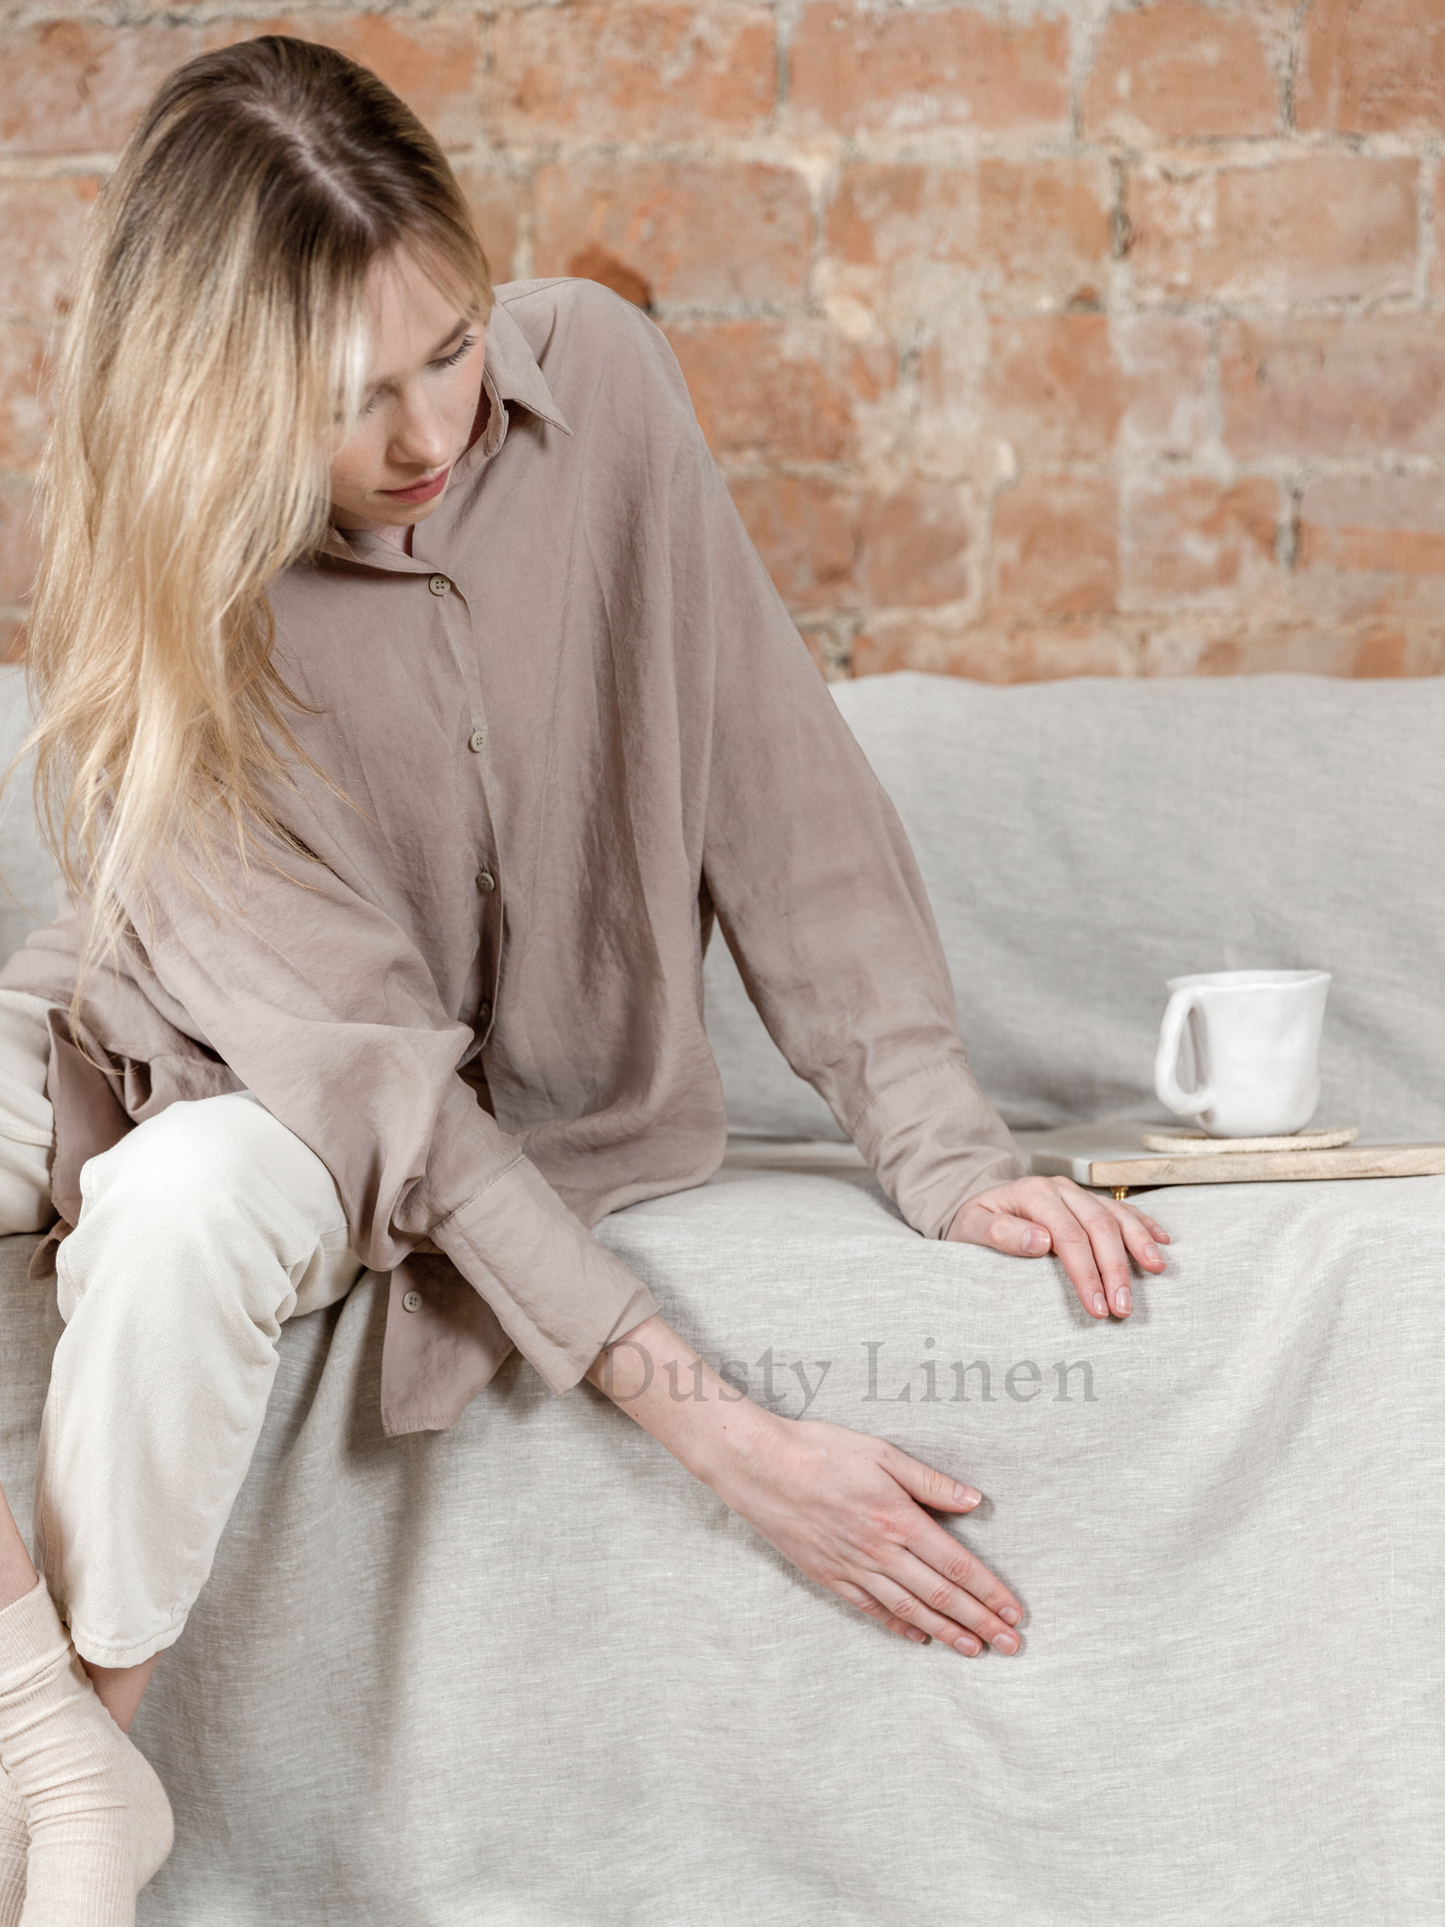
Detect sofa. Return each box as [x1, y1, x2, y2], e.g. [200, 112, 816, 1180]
[0, 666, 1440, 1925]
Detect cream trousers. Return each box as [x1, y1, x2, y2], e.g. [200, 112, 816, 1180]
[0, 989, 365, 1668]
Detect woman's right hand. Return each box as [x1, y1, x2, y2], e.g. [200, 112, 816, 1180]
[705, 1406, 1022, 1656]
[588, 1315, 1023, 1657]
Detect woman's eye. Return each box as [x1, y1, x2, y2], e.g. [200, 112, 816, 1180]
[434, 334, 478, 370]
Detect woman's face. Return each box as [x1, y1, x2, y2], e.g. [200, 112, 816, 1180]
[329, 248, 487, 533]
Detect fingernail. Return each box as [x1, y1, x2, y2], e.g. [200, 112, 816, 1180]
[1092, 1293, 1107, 1316]
[1023, 1229, 1045, 1254]
[992, 1631, 1019, 1655]
[1144, 1243, 1159, 1262]
[906, 1628, 927, 1644]
[1116, 1287, 1132, 1315]
[998, 1607, 1020, 1627]
[954, 1483, 980, 1506]
[955, 1636, 981, 1657]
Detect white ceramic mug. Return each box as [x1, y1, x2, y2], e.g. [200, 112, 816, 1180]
[1153, 969, 1331, 1138]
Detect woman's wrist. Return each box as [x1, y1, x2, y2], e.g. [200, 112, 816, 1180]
[585, 1312, 779, 1490]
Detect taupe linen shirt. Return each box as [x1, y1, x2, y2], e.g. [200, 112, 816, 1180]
[3, 279, 1023, 1435]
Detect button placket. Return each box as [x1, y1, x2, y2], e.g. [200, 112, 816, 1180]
[475, 867, 502, 1042]
[428, 574, 450, 596]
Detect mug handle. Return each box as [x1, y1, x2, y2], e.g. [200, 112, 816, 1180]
[1154, 987, 1213, 1118]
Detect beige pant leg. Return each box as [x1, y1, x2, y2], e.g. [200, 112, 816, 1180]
[0, 989, 57, 1234]
[35, 1090, 364, 1668]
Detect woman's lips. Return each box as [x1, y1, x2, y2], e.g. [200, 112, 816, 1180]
[378, 466, 450, 506]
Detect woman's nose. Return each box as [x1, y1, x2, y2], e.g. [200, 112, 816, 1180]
[389, 393, 451, 471]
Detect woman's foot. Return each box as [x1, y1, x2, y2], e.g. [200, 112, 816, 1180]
[0, 1576, 172, 1926]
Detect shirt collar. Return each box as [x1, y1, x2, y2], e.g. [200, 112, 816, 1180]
[316, 295, 570, 571]
[480, 297, 571, 436]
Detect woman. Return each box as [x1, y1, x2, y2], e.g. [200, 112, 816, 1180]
[0, 37, 1167, 1920]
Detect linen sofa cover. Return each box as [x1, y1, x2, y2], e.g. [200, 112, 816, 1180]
[1, 1173, 1440, 1925]
[0, 666, 1439, 1922]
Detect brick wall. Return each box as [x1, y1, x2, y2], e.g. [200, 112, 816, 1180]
[3, 0, 1444, 679]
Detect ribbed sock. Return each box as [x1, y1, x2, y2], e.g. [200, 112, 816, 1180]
[0, 1769, 25, 1926]
[0, 1577, 172, 1927]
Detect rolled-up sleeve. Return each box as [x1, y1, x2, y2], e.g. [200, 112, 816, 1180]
[132, 840, 657, 1393]
[673, 439, 1025, 1235]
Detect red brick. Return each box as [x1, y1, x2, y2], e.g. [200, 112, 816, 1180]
[1120, 477, 1279, 612]
[1141, 622, 1445, 678]
[823, 157, 1111, 311]
[1083, 0, 1279, 140]
[1220, 317, 1445, 458]
[490, 4, 776, 143]
[729, 475, 858, 611]
[0, 326, 51, 472]
[823, 165, 974, 273]
[452, 166, 524, 286]
[1289, 476, 1445, 630]
[991, 476, 1119, 619]
[1298, 475, 1445, 577]
[975, 158, 1114, 308]
[0, 21, 195, 156]
[1115, 316, 1209, 456]
[536, 161, 810, 308]
[857, 483, 972, 608]
[853, 612, 1139, 681]
[913, 317, 994, 480]
[666, 319, 893, 465]
[1128, 156, 1417, 305]
[0, 177, 100, 322]
[564, 247, 654, 312]
[789, 2, 1068, 138]
[0, 480, 37, 607]
[982, 314, 1122, 464]
[1297, 0, 1445, 135]
[205, 15, 485, 150]
[736, 478, 975, 620]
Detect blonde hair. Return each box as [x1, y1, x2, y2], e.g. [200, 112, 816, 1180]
[19, 35, 492, 1005]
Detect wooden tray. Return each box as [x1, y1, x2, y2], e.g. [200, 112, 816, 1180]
[1029, 1139, 1445, 1195]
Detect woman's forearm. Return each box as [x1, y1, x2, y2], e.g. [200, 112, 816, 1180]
[584, 1312, 767, 1487]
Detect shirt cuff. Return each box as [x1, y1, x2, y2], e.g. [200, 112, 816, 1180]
[429, 1155, 661, 1394]
[847, 1059, 1026, 1242]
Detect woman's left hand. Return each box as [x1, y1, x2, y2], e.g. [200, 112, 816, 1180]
[947, 1176, 1168, 1320]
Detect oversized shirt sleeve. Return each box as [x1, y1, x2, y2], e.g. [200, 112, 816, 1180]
[669, 433, 1026, 1235]
[129, 841, 657, 1394]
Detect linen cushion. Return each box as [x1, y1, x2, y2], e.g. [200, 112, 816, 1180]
[706, 672, 1445, 1140]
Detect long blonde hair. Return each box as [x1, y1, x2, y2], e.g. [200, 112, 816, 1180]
[20, 35, 492, 1000]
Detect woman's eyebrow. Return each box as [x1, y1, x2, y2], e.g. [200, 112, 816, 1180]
[429, 315, 474, 356]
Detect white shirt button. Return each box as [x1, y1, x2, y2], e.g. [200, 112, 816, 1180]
[402, 1289, 423, 1313]
[468, 729, 487, 753]
[476, 870, 497, 893]
[478, 998, 493, 1026]
[428, 575, 450, 596]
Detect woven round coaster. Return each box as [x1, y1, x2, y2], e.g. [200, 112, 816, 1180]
[1140, 1126, 1360, 1156]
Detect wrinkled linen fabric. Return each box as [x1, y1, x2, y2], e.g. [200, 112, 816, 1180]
[0, 1169, 1439, 1925]
[707, 671, 1445, 1143]
[0, 283, 1020, 1435]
